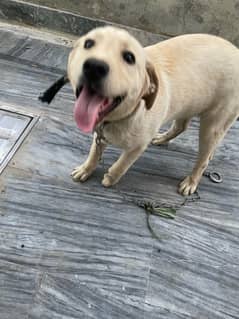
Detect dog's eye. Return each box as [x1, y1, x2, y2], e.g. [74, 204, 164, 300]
[122, 51, 135, 64]
[84, 39, 95, 49]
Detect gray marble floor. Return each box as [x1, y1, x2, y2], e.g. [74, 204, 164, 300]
[0, 23, 239, 319]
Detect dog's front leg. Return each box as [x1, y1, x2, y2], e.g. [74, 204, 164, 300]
[71, 133, 107, 182]
[102, 145, 147, 187]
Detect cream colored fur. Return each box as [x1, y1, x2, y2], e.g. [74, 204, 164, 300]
[68, 26, 239, 195]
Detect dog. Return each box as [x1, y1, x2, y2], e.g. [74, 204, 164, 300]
[42, 26, 239, 195]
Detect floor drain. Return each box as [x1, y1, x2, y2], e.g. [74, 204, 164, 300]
[0, 106, 38, 174]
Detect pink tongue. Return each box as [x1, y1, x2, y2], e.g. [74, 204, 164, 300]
[74, 86, 107, 133]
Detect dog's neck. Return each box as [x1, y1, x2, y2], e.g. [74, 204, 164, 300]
[102, 97, 143, 126]
[95, 98, 144, 144]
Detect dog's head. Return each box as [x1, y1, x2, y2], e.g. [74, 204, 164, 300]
[67, 26, 158, 133]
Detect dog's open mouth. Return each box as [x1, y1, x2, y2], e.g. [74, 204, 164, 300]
[74, 85, 125, 133]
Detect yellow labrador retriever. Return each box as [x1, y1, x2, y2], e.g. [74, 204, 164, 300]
[67, 26, 239, 196]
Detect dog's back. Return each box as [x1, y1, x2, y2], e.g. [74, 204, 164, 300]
[145, 34, 239, 122]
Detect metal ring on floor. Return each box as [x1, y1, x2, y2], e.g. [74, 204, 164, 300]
[208, 172, 223, 183]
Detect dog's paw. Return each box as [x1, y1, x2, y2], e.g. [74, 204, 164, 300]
[151, 133, 169, 145]
[102, 173, 119, 187]
[71, 164, 93, 182]
[178, 176, 198, 196]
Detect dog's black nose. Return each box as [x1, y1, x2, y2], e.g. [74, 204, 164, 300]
[83, 58, 109, 82]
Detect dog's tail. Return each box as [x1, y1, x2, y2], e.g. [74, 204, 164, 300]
[39, 74, 69, 104]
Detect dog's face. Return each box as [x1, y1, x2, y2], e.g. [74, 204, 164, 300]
[67, 26, 158, 133]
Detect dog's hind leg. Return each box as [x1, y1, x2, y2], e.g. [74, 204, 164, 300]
[71, 133, 107, 182]
[152, 118, 190, 145]
[178, 109, 238, 196]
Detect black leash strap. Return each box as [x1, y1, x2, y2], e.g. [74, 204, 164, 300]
[39, 74, 69, 104]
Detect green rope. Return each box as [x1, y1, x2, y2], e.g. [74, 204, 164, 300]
[135, 192, 200, 241]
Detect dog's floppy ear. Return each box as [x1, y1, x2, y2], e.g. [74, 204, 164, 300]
[142, 61, 158, 110]
[39, 74, 69, 104]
